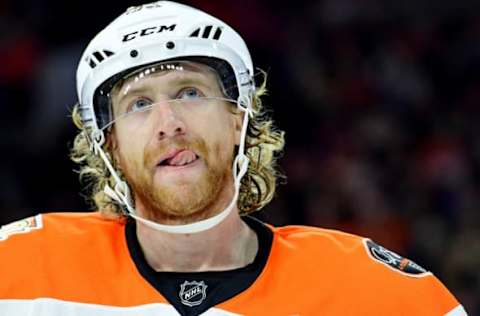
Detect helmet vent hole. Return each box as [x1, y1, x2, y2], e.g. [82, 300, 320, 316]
[213, 27, 223, 40]
[104, 50, 114, 57]
[88, 59, 97, 69]
[166, 41, 175, 49]
[93, 51, 104, 63]
[190, 28, 200, 37]
[202, 25, 212, 38]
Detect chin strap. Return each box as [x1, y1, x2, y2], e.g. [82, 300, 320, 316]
[91, 94, 253, 234]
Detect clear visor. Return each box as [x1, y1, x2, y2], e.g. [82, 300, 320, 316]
[99, 60, 239, 131]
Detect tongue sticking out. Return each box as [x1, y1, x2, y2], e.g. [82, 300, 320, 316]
[165, 150, 197, 166]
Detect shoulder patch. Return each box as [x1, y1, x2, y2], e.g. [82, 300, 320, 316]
[364, 239, 428, 276]
[0, 215, 43, 241]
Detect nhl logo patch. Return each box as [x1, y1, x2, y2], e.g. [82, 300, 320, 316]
[179, 281, 208, 307]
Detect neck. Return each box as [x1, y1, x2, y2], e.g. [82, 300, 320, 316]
[135, 209, 258, 272]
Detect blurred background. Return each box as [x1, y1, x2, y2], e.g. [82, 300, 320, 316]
[1, 0, 479, 312]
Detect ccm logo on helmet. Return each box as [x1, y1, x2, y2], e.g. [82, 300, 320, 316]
[122, 24, 176, 42]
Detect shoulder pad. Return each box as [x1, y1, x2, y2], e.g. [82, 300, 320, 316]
[364, 239, 428, 276]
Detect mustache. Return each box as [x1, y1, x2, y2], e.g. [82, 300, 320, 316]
[143, 136, 208, 169]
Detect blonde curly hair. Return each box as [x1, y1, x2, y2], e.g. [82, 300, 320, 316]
[70, 73, 285, 217]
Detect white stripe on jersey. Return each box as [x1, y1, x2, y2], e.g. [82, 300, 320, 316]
[445, 305, 468, 316]
[0, 298, 241, 316]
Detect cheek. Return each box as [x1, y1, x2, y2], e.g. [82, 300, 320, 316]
[113, 127, 145, 167]
[205, 119, 237, 161]
[204, 106, 237, 139]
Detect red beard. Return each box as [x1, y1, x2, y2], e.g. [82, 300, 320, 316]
[120, 136, 233, 224]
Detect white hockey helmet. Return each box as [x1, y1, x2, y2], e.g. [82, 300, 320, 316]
[76, 0, 255, 132]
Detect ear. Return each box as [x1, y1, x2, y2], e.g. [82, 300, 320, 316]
[233, 111, 244, 146]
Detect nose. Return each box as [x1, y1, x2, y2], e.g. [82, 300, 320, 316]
[150, 100, 186, 141]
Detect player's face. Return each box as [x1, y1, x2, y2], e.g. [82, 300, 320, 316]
[109, 62, 241, 223]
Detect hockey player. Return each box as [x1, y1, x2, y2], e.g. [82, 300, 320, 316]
[0, 1, 467, 315]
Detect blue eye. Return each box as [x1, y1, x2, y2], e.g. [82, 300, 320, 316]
[130, 98, 152, 112]
[178, 88, 203, 100]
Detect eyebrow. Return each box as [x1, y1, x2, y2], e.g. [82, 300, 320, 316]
[113, 72, 213, 110]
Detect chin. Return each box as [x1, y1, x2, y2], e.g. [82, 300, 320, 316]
[139, 177, 225, 224]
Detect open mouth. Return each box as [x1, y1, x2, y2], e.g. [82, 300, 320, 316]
[157, 149, 199, 168]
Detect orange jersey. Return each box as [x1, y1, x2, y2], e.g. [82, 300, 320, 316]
[0, 212, 466, 315]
